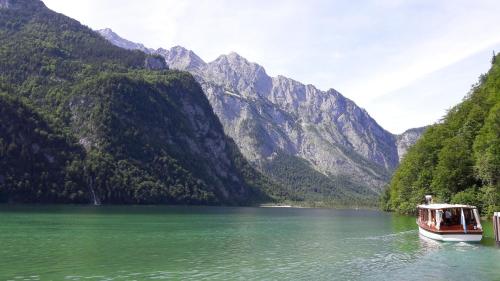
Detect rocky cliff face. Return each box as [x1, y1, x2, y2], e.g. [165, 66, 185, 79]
[97, 28, 152, 53]
[155, 46, 205, 70]
[0, 0, 11, 9]
[396, 126, 428, 161]
[98, 29, 425, 195]
[207, 55, 402, 191]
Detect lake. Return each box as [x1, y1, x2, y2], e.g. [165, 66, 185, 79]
[0, 205, 498, 280]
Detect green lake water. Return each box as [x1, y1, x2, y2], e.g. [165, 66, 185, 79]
[0, 205, 499, 280]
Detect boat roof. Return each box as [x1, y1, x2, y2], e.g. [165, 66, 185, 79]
[417, 203, 477, 210]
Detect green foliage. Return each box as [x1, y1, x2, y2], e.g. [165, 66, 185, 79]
[473, 103, 500, 186]
[0, 94, 88, 203]
[384, 53, 500, 215]
[450, 188, 481, 207]
[0, 0, 277, 205]
[263, 153, 379, 207]
[379, 185, 391, 211]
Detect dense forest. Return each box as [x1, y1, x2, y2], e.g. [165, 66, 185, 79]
[0, 0, 282, 205]
[263, 153, 379, 207]
[0, 93, 88, 202]
[382, 54, 500, 215]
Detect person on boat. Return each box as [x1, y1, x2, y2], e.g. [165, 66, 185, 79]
[431, 217, 437, 228]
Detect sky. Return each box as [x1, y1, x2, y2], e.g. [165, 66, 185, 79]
[43, 0, 500, 134]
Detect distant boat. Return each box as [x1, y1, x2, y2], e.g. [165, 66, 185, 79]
[416, 196, 482, 242]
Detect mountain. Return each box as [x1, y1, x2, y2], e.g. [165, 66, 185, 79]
[383, 55, 500, 215]
[0, 0, 279, 205]
[98, 29, 425, 202]
[97, 28, 153, 54]
[396, 126, 428, 161]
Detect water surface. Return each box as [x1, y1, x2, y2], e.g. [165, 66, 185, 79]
[0, 205, 498, 280]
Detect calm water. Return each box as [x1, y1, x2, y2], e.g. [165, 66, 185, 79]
[0, 205, 499, 281]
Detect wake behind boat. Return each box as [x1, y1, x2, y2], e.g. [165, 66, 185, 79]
[417, 196, 483, 242]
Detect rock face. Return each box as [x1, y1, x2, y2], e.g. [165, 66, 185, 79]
[156, 46, 204, 70]
[98, 29, 425, 194]
[97, 28, 152, 53]
[396, 126, 428, 161]
[193, 54, 401, 191]
[0, 0, 10, 9]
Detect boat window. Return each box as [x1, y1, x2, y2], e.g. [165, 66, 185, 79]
[464, 209, 474, 225]
[443, 208, 460, 226]
[419, 208, 427, 223]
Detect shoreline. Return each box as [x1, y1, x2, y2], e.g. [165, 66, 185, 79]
[0, 202, 380, 211]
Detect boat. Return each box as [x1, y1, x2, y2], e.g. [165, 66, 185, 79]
[416, 195, 483, 242]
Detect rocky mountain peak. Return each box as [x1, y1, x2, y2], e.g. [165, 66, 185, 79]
[97, 28, 151, 53]
[100, 29, 427, 195]
[158, 46, 206, 71]
[98, 28, 114, 36]
[206, 52, 272, 97]
[222, 52, 247, 63]
[213, 52, 264, 73]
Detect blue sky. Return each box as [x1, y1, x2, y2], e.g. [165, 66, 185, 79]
[43, 0, 500, 133]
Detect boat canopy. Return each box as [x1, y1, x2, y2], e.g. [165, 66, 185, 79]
[417, 203, 477, 210]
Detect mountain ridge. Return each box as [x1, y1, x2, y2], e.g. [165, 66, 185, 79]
[0, 0, 278, 205]
[98, 28, 425, 197]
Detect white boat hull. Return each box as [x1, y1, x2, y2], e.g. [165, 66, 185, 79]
[418, 226, 482, 242]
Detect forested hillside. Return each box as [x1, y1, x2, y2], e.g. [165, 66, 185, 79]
[0, 0, 280, 205]
[0, 94, 88, 202]
[382, 54, 500, 215]
[99, 29, 430, 207]
[262, 153, 379, 207]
